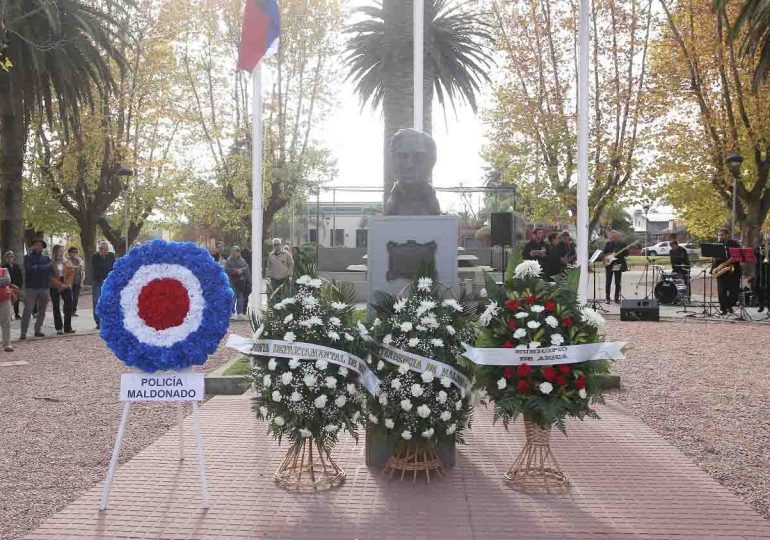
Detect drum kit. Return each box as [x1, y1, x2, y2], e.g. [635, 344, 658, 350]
[653, 271, 690, 305]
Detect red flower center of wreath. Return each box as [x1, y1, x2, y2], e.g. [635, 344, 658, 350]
[137, 278, 190, 330]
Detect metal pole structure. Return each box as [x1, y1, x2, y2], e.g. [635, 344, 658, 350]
[732, 175, 737, 239]
[124, 189, 129, 254]
[414, 0, 424, 132]
[332, 188, 337, 247]
[251, 64, 264, 312]
[576, 0, 591, 303]
[315, 190, 320, 266]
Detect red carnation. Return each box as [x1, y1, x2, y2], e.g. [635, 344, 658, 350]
[503, 366, 515, 379]
[558, 364, 571, 374]
[505, 299, 520, 310]
[517, 380, 529, 392]
[561, 316, 573, 328]
[517, 363, 532, 377]
[542, 366, 556, 382]
[503, 341, 514, 349]
[575, 376, 586, 390]
[555, 375, 567, 386]
[544, 299, 557, 312]
[507, 319, 519, 329]
[524, 294, 537, 305]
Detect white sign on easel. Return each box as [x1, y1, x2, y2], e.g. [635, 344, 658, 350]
[100, 369, 209, 511]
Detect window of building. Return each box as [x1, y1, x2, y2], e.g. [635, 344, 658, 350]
[331, 229, 344, 247]
[309, 229, 318, 243]
[356, 229, 368, 248]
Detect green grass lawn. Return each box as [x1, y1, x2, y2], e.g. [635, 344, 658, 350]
[626, 255, 706, 267]
[223, 356, 252, 376]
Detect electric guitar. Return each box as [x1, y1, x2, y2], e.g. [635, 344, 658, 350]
[602, 240, 640, 267]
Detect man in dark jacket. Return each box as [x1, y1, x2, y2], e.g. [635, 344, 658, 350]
[602, 230, 629, 303]
[20, 239, 52, 339]
[91, 241, 116, 329]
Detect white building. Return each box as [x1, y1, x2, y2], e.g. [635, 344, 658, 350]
[305, 201, 383, 248]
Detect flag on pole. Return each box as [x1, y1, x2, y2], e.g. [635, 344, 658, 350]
[237, 0, 280, 72]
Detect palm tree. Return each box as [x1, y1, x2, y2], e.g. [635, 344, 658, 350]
[712, 0, 770, 91]
[345, 0, 493, 202]
[0, 0, 126, 256]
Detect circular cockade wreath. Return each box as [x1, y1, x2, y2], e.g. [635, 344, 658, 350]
[98, 239, 233, 372]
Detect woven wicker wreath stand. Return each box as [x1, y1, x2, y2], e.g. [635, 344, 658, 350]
[383, 440, 446, 483]
[504, 415, 569, 490]
[274, 438, 345, 491]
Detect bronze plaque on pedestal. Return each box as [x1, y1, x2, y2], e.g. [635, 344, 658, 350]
[386, 240, 437, 281]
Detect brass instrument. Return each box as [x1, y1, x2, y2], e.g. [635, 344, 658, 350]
[712, 258, 736, 278]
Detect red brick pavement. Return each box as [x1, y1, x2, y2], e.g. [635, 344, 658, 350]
[28, 394, 770, 539]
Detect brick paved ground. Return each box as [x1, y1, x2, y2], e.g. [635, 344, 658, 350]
[28, 393, 770, 539]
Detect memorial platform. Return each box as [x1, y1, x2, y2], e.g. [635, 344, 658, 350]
[28, 393, 770, 539]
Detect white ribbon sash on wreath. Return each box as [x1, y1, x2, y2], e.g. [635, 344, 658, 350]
[461, 341, 626, 367]
[226, 334, 382, 396]
[376, 343, 472, 393]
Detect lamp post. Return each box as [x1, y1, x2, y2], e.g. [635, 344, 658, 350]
[725, 151, 743, 240]
[642, 203, 651, 254]
[116, 167, 134, 255]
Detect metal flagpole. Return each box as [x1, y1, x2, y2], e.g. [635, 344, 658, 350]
[414, 0, 424, 132]
[251, 64, 264, 314]
[577, 0, 590, 303]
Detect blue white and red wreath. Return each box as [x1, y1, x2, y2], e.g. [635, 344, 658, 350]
[97, 239, 234, 372]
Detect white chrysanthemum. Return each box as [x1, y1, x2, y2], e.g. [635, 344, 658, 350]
[324, 424, 339, 433]
[378, 393, 388, 405]
[446, 423, 457, 435]
[324, 376, 337, 389]
[531, 305, 545, 313]
[327, 331, 340, 341]
[372, 318, 381, 327]
[581, 307, 606, 329]
[410, 384, 424, 397]
[391, 378, 402, 390]
[441, 376, 452, 388]
[288, 358, 300, 370]
[401, 430, 413, 440]
[398, 364, 409, 375]
[314, 395, 328, 409]
[420, 315, 439, 329]
[267, 358, 277, 371]
[376, 360, 385, 370]
[514, 260, 543, 279]
[334, 394, 347, 407]
[417, 277, 433, 291]
[400, 321, 413, 332]
[515, 311, 529, 319]
[528, 341, 541, 349]
[479, 301, 500, 327]
[440, 410, 452, 422]
[442, 298, 463, 312]
[421, 428, 435, 439]
[331, 301, 347, 310]
[259, 406, 268, 417]
[421, 371, 435, 383]
[315, 359, 328, 371]
[545, 315, 559, 328]
[303, 374, 317, 388]
[393, 299, 407, 312]
[416, 300, 436, 316]
[526, 321, 541, 329]
[262, 375, 272, 387]
[368, 413, 379, 424]
[357, 322, 369, 336]
[401, 399, 413, 412]
[417, 404, 431, 418]
[299, 428, 312, 438]
[515, 344, 529, 350]
[301, 296, 319, 309]
[551, 333, 565, 346]
[273, 416, 285, 426]
[513, 328, 527, 339]
[539, 382, 554, 395]
[446, 325, 456, 335]
[283, 331, 296, 343]
[579, 388, 588, 399]
[281, 372, 293, 385]
[384, 418, 395, 429]
[308, 278, 323, 289]
[283, 313, 294, 324]
[455, 400, 463, 411]
[430, 338, 444, 347]
[271, 390, 282, 402]
[479, 288, 488, 298]
[328, 317, 341, 327]
[344, 332, 354, 342]
[347, 383, 356, 394]
[408, 337, 420, 347]
[296, 275, 311, 285]
[308, 315, 323, 326]
[382, 334, 393, 345]
[437, 390, 448, 404]
[290, 391, 302, 402]
[497, 377, 507, 390]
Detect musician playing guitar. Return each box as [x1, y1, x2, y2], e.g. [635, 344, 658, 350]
[602, 230, 629, 304]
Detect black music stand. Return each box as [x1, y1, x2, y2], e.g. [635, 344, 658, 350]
[588, 250, 609, 312]
[690, 243, 726, 318]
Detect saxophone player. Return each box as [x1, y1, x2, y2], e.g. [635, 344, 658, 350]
[754, 233, 769, 312]
[712, 228, 741, 315]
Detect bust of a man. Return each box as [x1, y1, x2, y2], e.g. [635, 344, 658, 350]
[384, 129, 441, 216]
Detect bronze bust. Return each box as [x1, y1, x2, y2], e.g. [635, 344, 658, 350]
[384, 129, 441, 216]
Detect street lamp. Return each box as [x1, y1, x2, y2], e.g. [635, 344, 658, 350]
[642, 203, 651, 253]
[116, 167, 134, 254]
[725, 151, 743, 239]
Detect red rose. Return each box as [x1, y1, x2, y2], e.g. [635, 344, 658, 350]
[516, 363, 532, 377]
[558, 364, 571, 374]
[561, 316, 573, 328]
[505, 299, 520, 310]
[517, 380, 529, 392]
[575, 376, 586, 390]
[542, 366, 556, 382]
[507, 319, 519, 329]
[503, 341, 514, 349]
[524, 294, 537, 305]
[544, 299, 556, 312]
[503, 366, 515, 379]
[555, 375, 567, 386]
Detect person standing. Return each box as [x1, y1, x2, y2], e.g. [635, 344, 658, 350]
[522, 228, 547, 263]
[542, 232, 565, 281]
[2, 251, 23, 319]
[602, 230, 628, 304]
[226, 246, 251, 318]
[0, 264, 14, 351]
[91, 242, 116, 329]
[20, 239, 52, 340]
[712, 228, 741, 315]
[558, 231, 577, 266]
[210, 241, 227, 267]
[266, 238, 294, 292]
[67, 247, 84, 316]
[50, 245, 76, 335]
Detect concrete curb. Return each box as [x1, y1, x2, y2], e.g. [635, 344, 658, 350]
[205, 355, 250, 395]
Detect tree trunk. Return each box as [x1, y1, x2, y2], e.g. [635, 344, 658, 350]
[382, 0, 434, 205]
[80, 215, 98, 286]
[0, 75, 27, 259]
